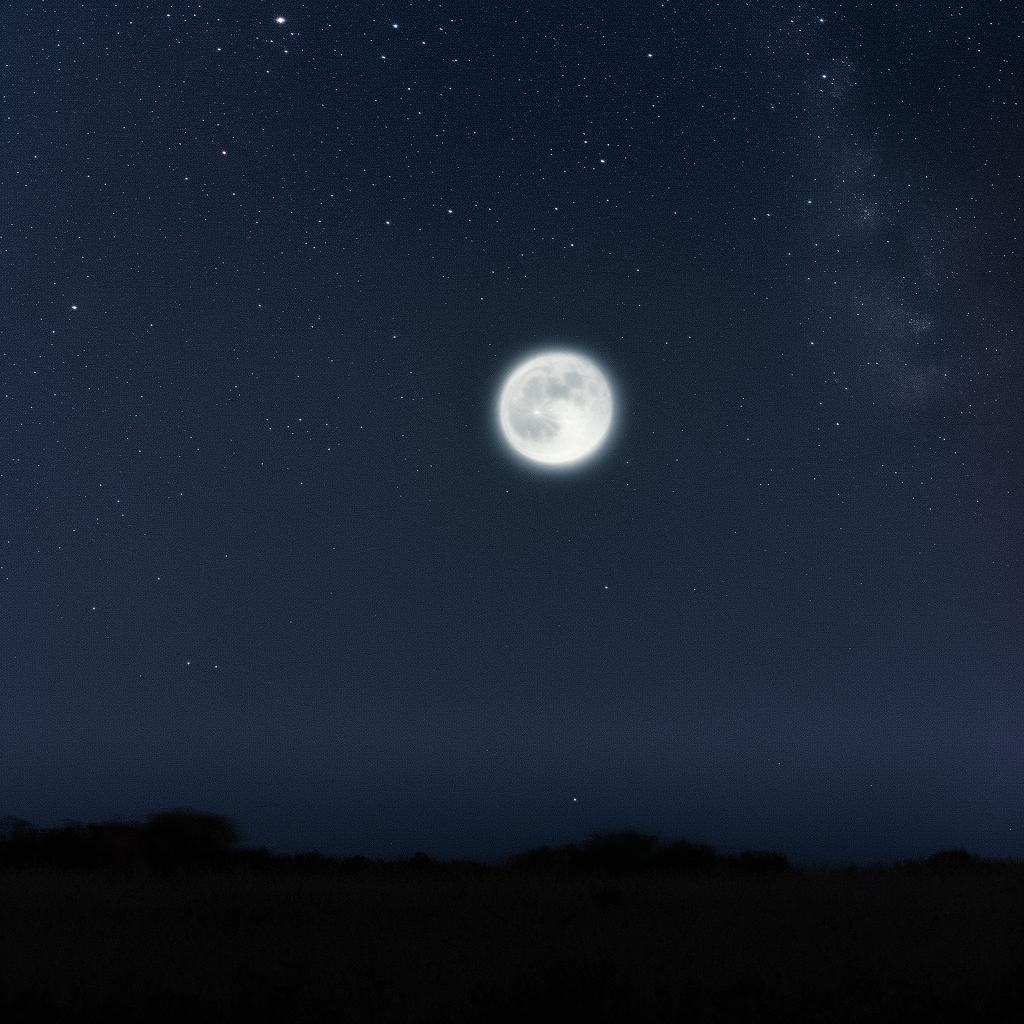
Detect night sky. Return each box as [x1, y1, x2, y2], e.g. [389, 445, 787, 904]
[6, 2, 1022, 867]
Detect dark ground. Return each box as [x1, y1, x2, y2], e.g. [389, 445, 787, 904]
[1, 819, 1021, 1022]
[2, 866, 1023, 1022]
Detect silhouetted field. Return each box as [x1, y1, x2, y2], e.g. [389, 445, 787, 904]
[1, 815, 1021, 1022]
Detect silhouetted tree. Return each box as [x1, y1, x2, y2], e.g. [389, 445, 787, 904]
[924, 849, 985, 871]
[286, 851, 333, 875]
[506, 843, 585, 876]
[142, 809, 239, 870]
[85, 822, 151, 872]
[0, 816, 33, 841]
[0, 817, 38, 869]
[582, 830, 659, 875]
[337, 855, 372, 875]
[730, 850, 792, 875]
[655, 839, 723, 874]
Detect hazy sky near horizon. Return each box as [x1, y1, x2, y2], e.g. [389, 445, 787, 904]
[6, 1, 1022, 865]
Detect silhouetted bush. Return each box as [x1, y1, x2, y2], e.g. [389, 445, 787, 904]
[581, 829, 659, 874]
[505, 832, 797, 878]
[506, 843, 585, 875]
[284, 850, 331, 874]
[892, 849, 1001, 875]
[0, 817, 33, 841]
[924, 849, 987, 871]
[232, 847, 276, 872]
[336, 855, 372, 874]
[84, 822, 152, 872]
[0, 811, 240, 875]
[143, 809, 238, 862]
[730, 850, 792, 876]
[0, 820, 105, 870]
[655, 839, 723, 874]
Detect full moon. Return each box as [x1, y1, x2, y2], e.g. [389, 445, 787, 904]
[497, 351, 614, 466]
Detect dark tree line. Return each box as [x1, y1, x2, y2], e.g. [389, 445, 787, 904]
[507, 829, 792, 877]
[0, 814, 1001, 878]
[0, 810, 238, 874]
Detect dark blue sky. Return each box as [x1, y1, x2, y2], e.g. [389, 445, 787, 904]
[5, 1, 1022, 865]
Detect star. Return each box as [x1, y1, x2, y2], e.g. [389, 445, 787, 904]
[275, 16, 286, 25]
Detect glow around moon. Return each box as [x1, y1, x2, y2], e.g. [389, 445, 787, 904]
[497, 350, 614, 467]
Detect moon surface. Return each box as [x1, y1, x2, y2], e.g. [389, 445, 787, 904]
[497, 351, 614, 466]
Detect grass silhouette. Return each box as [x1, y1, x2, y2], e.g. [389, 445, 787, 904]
[0, 814, 1021, 1022]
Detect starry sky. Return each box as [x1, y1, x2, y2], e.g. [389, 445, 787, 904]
[6, 1, 1022, 866]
